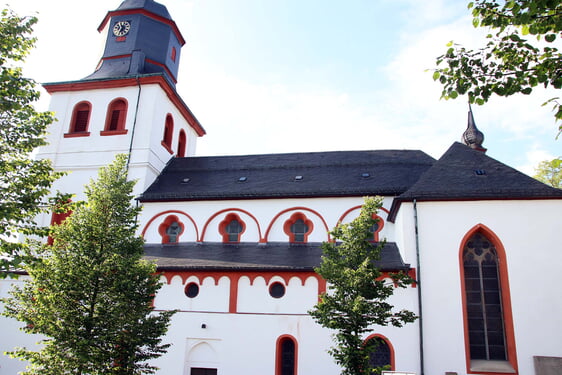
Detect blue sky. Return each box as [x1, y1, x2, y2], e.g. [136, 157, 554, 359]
[12, 0, 561, 175]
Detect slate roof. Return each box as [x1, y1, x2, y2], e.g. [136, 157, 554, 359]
[388, 142, 562, 220]
[139, 150, 436, 201]
[116, 0, 172, 19]
[143, 242, 410, 271]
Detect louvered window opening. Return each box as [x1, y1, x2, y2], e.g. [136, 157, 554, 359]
[74, 110, 89, 132]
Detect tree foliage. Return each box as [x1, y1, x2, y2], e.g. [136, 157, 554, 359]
[0, 8, 59, 276]
[433, 0, 562, 134]
[534, 157, 562, 188]
[2, 155, 174, 374]
[309, 196, 416, 375]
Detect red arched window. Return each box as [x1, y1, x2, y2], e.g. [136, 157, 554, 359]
[459, 225, 518, 374]
[275, 335, 298, 375]
[177, 129, 187, 157]
[367, 214, 384, 242]
[158, 215, 185, 244]
[101, 98, 128, 135]
[171, 46, 177, 62]
[283, 213, 313, 243]
[65, 101, 91, 137]
[161, 114, 174, 154]
[47, 200, 72, 245]
[219, 213, 246, 243]
[364, 334, 395, 372]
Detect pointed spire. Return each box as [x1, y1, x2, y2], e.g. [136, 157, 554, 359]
[462, 104, 487, 152]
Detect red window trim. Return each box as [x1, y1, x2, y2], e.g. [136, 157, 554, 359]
[459, 224, 518, 374]
[218, 213, 246, 243]
[364, 333, 395, 371]
[103, 98, 128, 133]
[158, 215, 185, 244]
[66, 101, 92, 136]
[100, 129, 128, 136]
[283, 212, 313, 243]
[275, 335, 298, 375]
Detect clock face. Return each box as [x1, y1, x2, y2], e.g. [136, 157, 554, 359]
[112, 21, 131, 37]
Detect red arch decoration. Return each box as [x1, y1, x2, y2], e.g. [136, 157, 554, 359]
[158, 215, 185, 244]
[218, 213, 246, 243]
[458, 224, 518, 374]
[201, 208, 262, 242]
[141, 210, 199, 241]
[264, 207, 330, 242]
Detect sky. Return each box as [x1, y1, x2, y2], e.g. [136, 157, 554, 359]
[9, 0, 561, 175]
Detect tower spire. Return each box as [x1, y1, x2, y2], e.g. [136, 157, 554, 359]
[462, 104, 487, 152]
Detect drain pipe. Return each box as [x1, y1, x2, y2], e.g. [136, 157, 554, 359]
[126, 75, 142, 172]
[413, 198, 425, 375]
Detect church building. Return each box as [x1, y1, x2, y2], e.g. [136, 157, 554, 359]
[1, 1, 562, 374]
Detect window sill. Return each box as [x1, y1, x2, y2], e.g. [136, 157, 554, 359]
[161, 141, 174, 154]
[470, 360, 516, 373]
[64, 131, 90, 138]
[100, 129, 128, 136]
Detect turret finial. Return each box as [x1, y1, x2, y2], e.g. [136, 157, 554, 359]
[462, 104, 487, 152]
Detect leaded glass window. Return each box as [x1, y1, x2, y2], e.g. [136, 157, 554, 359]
[226, 219, 243, 242]
[463, 232, 507, 361]
[290, 219, 308, 242]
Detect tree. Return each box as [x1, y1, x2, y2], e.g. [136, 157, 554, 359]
[309, 196, 416, 375]
[0, 8, 60, 276]
[433, 1, 562, 135]
[534, 157, 562, 188]
[2, 155, 175, 374]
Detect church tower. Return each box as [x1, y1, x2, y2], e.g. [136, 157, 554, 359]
[36, 0, 205, 204]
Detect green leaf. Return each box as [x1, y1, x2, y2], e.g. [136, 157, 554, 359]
[432, 71, 441, 81]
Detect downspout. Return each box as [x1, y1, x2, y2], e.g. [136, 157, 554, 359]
[126, 76, 142, 171]
[413, 199, 424, 375]
[128, 76, 142, 224]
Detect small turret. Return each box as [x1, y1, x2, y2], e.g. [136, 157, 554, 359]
[462, 105, 487, 152]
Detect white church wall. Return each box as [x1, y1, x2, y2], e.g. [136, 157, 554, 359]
[139, 196, 395, 244]
[414, 199, 562, 375]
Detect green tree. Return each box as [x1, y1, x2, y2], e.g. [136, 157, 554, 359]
[309, 196, 416, 375]
[433, 1, 562, 134]
[0, 8, 60, 276]
[534, 157, 562, 188]
[2, 155, 175, 374]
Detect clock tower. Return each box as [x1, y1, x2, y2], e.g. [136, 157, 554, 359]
[36, 0, 205, 209]
[87, 0, 185, 87]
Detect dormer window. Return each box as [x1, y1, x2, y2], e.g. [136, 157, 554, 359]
[219, 214, 246, 243]
[65, 101, 91, 137]
[283, 213, 313, 243]
[101, 98, 128, 135]
[161, 114, 174, 154]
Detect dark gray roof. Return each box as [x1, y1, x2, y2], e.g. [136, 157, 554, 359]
[388, 142, 562, 220]
[139, 150, 436, 201]
[143, 242, 410, 271]
[116, 0, 171, 19]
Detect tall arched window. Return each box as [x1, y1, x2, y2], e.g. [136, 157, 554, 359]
[283, 213, 313, 243]
[65, 101, 91, 137]
[161, 114, 174, 154]
[275, 335, 297, 375]
[366, 214, 384, 242]
[101, 98, 128, 135]
[460, 225, 517, 374]
[177, 129, 187, 157]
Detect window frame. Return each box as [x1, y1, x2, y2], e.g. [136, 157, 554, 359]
[65, 101, 92, 137]
[161, 114, 174, 154]
[158, 215, 185, 244]
[101, 98, 128, 136]
[283, 213, 313, 243]
[177, 129, 187, 157]
[459, 224, 518, 374]
[275, 335, 298, 375]
[219, 213, 246, 243]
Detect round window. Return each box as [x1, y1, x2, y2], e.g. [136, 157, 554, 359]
[184, 283, 199, 298]
[269, 282, 286, 298]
